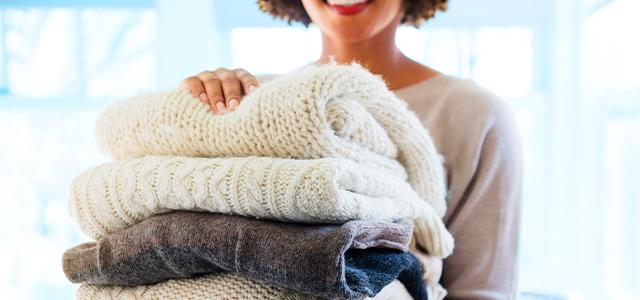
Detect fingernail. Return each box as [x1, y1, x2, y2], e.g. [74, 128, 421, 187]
[216, 102, 228, 113]
[199, 93, 208, 103]
[248, 85, 257, 94]
[228, 99, 239, 110]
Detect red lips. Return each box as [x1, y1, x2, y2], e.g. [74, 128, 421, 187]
[328, 1, 370, 16]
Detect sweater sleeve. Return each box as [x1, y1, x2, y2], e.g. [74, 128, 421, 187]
[440, 100, 523, 300]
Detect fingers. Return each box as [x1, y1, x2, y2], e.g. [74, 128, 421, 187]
[196, 71, 224, 113]
[216, 69, 243, 111]
[201, 76, 225, 114]
[181, 76, 207, 104]
[181, 68, 258, 114]
[234, 68, 259, 95]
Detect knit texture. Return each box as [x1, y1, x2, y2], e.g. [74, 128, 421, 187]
[75, 277, 445, 300]
[76, 277, 446, 300]
[68, 64, 453, 299]
[345, 248, 428, 300]
[76, 273, 315, 300]
[95, 63, 448, 218]
[76, 275, 441, 300]
[69, 155, 452, 257]
[63, 211, 415, 299]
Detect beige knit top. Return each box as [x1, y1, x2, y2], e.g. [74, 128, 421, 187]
[394, 74, 523, 300]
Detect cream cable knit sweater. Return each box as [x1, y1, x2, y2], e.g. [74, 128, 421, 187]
[88, 63, 452, 257]
[95, 64, 447, 218]
[70, 155, 451, 257]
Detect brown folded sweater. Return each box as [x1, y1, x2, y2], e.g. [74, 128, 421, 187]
[63, 211, 417, 299]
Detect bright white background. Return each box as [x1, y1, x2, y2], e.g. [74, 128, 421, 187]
[0, 0, 638, 299]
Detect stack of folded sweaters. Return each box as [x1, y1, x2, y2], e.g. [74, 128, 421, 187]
[62, 63, 454, 299]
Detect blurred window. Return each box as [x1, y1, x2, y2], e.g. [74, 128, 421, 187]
[0, 8, 156, 99]
[1, 1, 639, 299]
[0, 5, 156, 299]
[584, 0, 640, 299]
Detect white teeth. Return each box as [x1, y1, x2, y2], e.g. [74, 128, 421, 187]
[327, 0, 368, 6]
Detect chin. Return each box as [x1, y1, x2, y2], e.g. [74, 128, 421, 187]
[303, 0, 402, 42]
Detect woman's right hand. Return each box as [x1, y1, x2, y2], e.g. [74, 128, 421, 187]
[180, 68, 259, 114]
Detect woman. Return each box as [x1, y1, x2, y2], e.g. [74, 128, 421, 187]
[181, 0, 522, 299]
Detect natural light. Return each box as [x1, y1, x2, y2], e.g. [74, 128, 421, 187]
[0, 1, 638, 299]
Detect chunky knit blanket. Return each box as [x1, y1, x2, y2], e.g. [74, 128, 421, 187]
[71, 64, 453, 258]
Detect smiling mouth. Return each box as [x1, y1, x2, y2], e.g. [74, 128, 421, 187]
[324, 0, 371, 16]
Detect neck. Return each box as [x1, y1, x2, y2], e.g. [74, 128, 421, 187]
[316, 22, 437, 90]
[317, 22, 403, 77]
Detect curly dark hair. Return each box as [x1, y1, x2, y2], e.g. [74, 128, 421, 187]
[257, 0, 448, 26]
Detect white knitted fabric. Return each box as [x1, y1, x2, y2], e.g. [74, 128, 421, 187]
[70, 64, 453, 299]
[70, 155, 452, 257]
[95, 63, 447, 218]
[76, 273, 315, 300]
[76, 275, 442, 300]
[365, 281, 447, 300]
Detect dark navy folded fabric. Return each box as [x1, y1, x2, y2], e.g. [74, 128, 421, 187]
[346, 248, 428, 300]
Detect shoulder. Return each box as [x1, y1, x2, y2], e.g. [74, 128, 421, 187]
[455, 78, 518, 144]
[399, 75, 518, 142]
[398, 75, 522, 180]
[439, 75, 513, 130]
